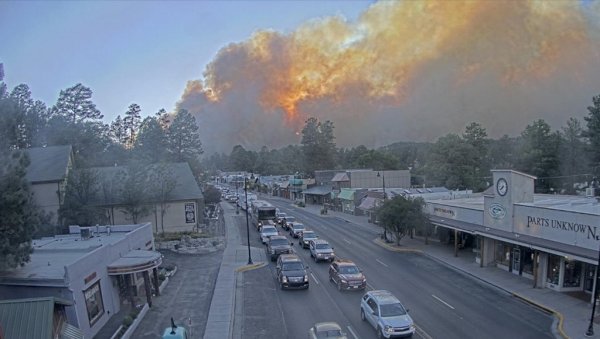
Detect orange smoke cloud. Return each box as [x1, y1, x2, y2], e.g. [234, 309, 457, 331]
[178, 0, 600, 154]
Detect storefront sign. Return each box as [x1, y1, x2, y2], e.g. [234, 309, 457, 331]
[488, 203, 506, 220]
[433, 206, 456, 218]
[527, 216, 599, 240]
[185, 203, 196, 224]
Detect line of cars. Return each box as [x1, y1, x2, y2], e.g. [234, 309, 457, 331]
[263, 208, 415, 338]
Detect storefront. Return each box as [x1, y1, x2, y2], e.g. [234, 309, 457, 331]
[427, 170, 600, 302]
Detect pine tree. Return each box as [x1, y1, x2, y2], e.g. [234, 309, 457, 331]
[123, 103, 142, 148]
[0, 150, 39, 269]
[50, 83, 103, 123]
[167, 109, 203, 163]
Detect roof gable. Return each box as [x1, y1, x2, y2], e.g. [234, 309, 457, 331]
[24, 145, 72, 183]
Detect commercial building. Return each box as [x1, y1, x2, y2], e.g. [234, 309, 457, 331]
[0, 223, 161, 339]
[426, 170, 600, 301]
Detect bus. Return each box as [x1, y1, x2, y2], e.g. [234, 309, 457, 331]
[251, 200, 277, 230]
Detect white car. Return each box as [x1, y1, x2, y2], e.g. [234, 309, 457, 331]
[360, 290, 415, 338]
[260, 225, 278, 244]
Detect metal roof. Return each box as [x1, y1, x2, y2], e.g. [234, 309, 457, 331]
[337, 189, 356, 200]
[303, 186, 332, 195]
[24, 145, 72, 183]
[0, 297, 75, 339]
[331, 172, 349, 182]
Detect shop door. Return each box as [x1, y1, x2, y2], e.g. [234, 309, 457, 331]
[512, 248, 521, 273]
[584, 264, 595, 293]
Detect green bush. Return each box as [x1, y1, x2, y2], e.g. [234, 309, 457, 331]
[158, 273, 166, 281]
[122, 315, 133, 327]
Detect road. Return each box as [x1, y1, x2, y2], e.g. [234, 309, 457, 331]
[239, 197, 554, 339]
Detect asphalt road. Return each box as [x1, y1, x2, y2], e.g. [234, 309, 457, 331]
[239, 197, 554, 339]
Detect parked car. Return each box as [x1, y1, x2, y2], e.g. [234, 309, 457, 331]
[276, 254, 309, 290]
[260, 225, 279, 244]
[298, 230, 318, 249]
[282, 216, 296, 230]
[309, 239, 335, 262]
[329, 259, 367, 291]
[289, 222, 306, 238]
[308, 322, 348, 339]
[360, 290, 415, 338]
[267, 235, 294, 261]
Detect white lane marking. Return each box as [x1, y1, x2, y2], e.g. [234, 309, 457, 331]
[366, 283, 375, 291]
[414, 323, 433, 339]
[343, 238, 351, 245]
[347, 325, 359, 339]
[432, 294, 455, 310]
[376, 259, 389, 267]
[310, 272, 320, 285]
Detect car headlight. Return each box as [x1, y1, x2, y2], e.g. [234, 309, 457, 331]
[341, 279, 347, 283]
[282, 276, 288, 282]
[270, 249, 275, 254]
[304, 274, 309, 282]
[410, 324, 416, 330]
[384, 325, 393, 333]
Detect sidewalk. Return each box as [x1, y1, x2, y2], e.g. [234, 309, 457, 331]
[297, 202, 598, 339]
[203, 203, 266, 339]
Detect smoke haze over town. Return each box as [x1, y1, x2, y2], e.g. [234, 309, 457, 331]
[177, 0, 600, 155]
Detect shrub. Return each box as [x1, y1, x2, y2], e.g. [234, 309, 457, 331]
[122, 315, 133, 327]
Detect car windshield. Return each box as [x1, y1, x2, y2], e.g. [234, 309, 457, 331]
[270, 239, 288, 246]
[286, 217, 296, 222]
[316, 330, 344, 338]
[282, 262, 304, 271]
[262, 227, 277, 234]
[293, 224, 304, 230]
[339, 266, 359, 274]
[316, 243, 331, 250]
[303, 232, 316, 239]
[380, 303, 407, 317]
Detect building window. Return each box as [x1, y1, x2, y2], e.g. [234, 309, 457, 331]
[563, 259, 582, 288]
[521, 248, 534, 275]
[547, 255, 561, 285]
[495, 242, 511, 266]
[84, 281, 105, 326]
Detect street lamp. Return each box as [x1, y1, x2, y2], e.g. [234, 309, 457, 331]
[586, 244, 600, 336]
[377, 171, 387, 242]
[244, 173, 254, 265]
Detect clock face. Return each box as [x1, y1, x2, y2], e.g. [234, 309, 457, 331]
[496, 178, 508, 196]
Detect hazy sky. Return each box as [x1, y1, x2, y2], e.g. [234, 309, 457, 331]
[2, 1, 600, 155]
[0, 1, 370, 122]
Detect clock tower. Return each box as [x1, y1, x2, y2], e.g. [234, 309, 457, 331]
[484, 170, 536, 232]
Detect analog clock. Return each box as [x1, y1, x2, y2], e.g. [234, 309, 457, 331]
[496, 178, 508, 196]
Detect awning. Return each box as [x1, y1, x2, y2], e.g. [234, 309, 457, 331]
[337, 189, 355, 201]
[428, 215, 598, 263]
[303, 186, 332, 196]
[107, 250, 162, 275]
[358, 196, 378, 211]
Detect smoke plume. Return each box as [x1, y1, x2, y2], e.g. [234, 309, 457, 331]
[177, 0, 600, 154]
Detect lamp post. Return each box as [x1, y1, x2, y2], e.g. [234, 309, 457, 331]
[377, 171, 387, 242]
[586, 244, 600, 336]
[244, 174, 254, 265]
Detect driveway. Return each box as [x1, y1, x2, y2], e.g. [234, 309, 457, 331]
[133, 250, 222, 338]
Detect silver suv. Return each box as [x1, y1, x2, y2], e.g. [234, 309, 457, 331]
[360, 290, 415, 338]
[309, 239, 335, 262]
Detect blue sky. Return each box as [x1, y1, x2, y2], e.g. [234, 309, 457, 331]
[0, 1, 371, 123]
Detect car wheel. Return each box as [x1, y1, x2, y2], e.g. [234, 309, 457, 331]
[337, 281, 342, 291]
[377, 327, 384, 339]
[360, 308, 366, 321]
[314, 255, 318, 262]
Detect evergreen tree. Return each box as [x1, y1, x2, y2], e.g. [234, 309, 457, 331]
[167, 109, 203, 163]
[59, 168, 106, 226]
[559, 118, 587, 193]
[155, 108, 171, 129]
[123, 103, 142, 148]
[517, 119, 561, 192]
[0, 150, 39, 269]
[300, 117, 336, 175]
[133, 116, 169, 163]
[110, 115, 127, 145]
[50, 83, 103, 123]
[584, 94, 600, 177]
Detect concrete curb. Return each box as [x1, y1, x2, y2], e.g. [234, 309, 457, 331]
[374, 237, 569, 339]
[372, 238, 424, 253]
[235, 262, 267, 273]
[512, 293, 569, 339]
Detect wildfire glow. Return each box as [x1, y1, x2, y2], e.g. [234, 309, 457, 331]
[178, 0, 600, 154]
